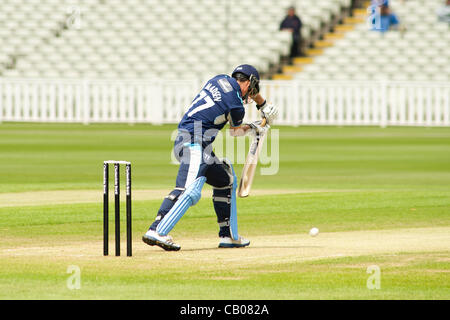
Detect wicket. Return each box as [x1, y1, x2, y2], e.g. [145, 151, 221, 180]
[103, 160, 132, 257]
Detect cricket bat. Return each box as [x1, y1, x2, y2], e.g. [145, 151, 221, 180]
[238, 118, 267, 198]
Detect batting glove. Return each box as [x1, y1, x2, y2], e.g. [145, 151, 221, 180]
[248, 120, 270, 135]
[257, 101, 278, 125]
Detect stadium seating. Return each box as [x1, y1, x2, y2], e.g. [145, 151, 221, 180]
[0, 0, 351, 80]
[293, 0, 450, 81]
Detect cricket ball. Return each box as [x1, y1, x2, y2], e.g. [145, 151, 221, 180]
[309, 227, 319, 237]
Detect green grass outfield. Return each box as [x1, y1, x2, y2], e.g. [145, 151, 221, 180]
[0, 123, 449, 300]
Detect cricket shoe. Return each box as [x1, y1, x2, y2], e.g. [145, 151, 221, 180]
[218, 236, 250, 248]
[142, 230, 181, 251]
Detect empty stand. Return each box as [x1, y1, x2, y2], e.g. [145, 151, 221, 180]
[0, 0, 351, 80]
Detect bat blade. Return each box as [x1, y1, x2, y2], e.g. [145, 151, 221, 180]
[238, 131, 267, 197]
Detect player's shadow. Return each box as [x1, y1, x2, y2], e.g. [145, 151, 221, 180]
[250, 245, 323, 249]
[182, 245, 323, 252]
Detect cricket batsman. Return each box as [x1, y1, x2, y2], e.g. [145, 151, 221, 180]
[142, 65, 278, 251]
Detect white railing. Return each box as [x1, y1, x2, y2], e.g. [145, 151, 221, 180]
[262, 80, 450, 127]
[0, 78, 449, 126]
[0, 78, 200, 124]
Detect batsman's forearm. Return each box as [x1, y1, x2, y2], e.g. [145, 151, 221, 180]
[229, 124, 251, 136]
[252, 94, 265, 106]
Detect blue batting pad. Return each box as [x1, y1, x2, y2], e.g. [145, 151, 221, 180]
[157, 176, 206, 235]
[229, 163, 239, 241]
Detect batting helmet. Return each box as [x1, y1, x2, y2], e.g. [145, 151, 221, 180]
[231, 64, 260, 99]
[231, 64, 260, 80]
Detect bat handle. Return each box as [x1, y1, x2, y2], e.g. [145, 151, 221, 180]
[261, 118, 267, 127]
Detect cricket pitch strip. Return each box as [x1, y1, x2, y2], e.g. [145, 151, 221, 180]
[1, 227, 449, 271]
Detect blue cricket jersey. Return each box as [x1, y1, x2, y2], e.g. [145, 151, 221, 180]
[178, 75, 245, 145]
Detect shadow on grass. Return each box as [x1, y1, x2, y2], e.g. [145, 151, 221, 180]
[180, 245, 323, 252]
